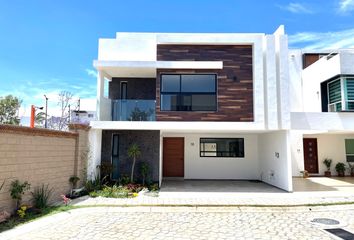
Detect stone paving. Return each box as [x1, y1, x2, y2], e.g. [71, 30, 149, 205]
[1, 205, 354, 240]
[69, 178, 354, 207]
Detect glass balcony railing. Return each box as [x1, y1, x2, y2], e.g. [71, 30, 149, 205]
[112, 99, 156, 121]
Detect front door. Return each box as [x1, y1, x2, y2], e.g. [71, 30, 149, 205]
[303, 138, 319, 174]
[163, 137, 184, 177]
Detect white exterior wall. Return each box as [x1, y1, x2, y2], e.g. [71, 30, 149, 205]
[162, 133, 260, 180]
[274, 27, 290, 129]
[288, 50, 303, 112]
[88, 129, 102, 180]
[258, 131, 292, 191]
[340, 51, 354, 74]
[96, 70, 112, 121]
[94, 27, 291, 131]
[289, 130, 305, 176]
[303, 134, 354, 176]
[291, 112, 354, 131]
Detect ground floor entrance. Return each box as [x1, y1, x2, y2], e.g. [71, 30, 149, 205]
[163, 137, 184, 177]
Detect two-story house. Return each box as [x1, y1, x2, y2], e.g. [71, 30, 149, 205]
[289, 49, 354, 177]
[88, 26, 293, 192]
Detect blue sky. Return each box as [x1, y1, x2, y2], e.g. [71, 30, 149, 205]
[0, 0, 354, 116]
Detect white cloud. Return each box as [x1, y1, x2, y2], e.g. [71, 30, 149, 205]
[289, 28, 354, 50]
[278, 2, 314, 14]
[85, 69, 98, 78]
[338, 0, 354, 13]
[1, 78, 97, 118]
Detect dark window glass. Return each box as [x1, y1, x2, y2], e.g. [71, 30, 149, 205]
[191, 95, 216, 111]
[161, 75, 180, 92]
[112, 134, 120, 179]
[120, 82, 127, 99]
[161, 94, 179, 111]
[200, 138, 244, 158]
[181, 75, 216, 92]
[160, 74, 217, 111]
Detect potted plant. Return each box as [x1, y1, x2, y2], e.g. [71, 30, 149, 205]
[300, 170, 309, 178]
[323, 158, 332, 177]
[348, 163, 354, 177]
[335, 162, 346, 177]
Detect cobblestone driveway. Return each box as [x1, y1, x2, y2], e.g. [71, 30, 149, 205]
[1, 206, 354, 240]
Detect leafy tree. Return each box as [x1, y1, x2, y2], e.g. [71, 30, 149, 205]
[35, 111, 46, 127]
[0, 95, 21, 125]
[128, 143, 141, 183]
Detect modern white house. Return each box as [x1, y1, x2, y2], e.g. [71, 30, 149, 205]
[88, 25, 354, 193]
[289, 49, 354, 178]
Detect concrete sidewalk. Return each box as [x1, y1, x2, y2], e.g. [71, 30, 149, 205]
[72, 177, 354, 207]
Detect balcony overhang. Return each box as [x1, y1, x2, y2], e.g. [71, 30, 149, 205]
[93, 60, 223, 78]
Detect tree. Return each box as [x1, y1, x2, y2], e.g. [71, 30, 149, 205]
[128, 143, 141, 183]
[35, 111, 46, 127]
[57, 91, 73, 130]
[47, 91, 77, 131]
[0, 95, 21, 125]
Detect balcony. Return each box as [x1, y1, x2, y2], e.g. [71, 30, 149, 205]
[112, 99, 156, 121]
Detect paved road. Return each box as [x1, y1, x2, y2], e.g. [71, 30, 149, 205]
[1, 206, 354, 240]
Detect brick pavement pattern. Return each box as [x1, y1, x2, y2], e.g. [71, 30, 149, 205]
[1, 206, 354, 240]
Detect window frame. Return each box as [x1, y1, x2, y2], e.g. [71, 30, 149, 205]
[345, 139, 354, 162]
[160, 73, 217, 112]
[199, 138, 245, 158]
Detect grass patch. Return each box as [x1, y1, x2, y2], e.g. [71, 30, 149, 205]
[0, 205, 75, 233]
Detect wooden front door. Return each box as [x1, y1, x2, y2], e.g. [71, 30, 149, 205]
[303, 138, 319, 173]
[163, 137, 184, 177]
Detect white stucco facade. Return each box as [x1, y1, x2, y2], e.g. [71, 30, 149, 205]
[89, 26, 354, 193]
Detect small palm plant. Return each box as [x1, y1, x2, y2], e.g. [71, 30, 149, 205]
[323, 158, 332, 177]
[128, 143, 141, 183]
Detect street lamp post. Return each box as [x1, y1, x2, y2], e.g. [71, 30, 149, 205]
[44, 95, 48, 128]
[30, 105, 43, 128]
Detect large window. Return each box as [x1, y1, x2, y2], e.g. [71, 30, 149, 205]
[327, 76, 354, 112]
[200, 138, 244, 158]
[160, 74, 217, 111]
[345, 139, 354, 162]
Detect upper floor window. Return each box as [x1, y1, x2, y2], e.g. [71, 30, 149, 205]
[328, 76, 354, 112]
[160, 74, 217, 111]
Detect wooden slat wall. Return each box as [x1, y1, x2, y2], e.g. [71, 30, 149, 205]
[156, 45, 253, 122]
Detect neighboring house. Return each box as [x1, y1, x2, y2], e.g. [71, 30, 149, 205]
[289, 49, 354, 177]
[70, 110, 96, 124]
[70, 99, 97, 124]
[89, 26, 293, 192]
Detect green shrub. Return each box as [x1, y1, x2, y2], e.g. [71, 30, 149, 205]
[84, 175, 102, 192]
[148, 183, 159, 191]
[90, 185, 130, 198]
[140, 162, 149, 186]
[10, 180, 30, 209]
[119, 175, 131, 185]
[69, 176, 80, 188]
[31, 184, 53, 209]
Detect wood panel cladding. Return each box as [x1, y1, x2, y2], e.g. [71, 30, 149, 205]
[156, 45, 253, 121]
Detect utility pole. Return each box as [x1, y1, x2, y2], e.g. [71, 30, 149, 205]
[44, 95, 48, 128]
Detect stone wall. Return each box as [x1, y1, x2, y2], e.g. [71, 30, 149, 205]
[101, 130, 160, 182]
[0, 124, 89, 212]
[156, 44, 254, 121]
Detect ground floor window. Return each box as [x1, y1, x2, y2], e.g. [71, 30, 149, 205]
[345, 139, 354, 162]
[200, 138, 244, 158]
